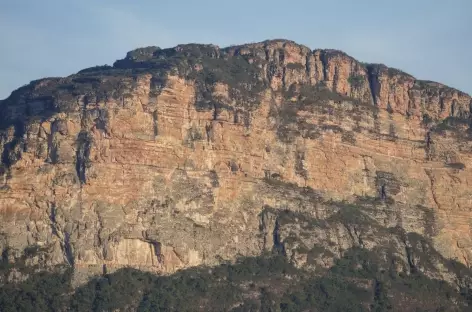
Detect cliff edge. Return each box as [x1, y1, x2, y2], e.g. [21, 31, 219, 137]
[1, 39, 472, 310]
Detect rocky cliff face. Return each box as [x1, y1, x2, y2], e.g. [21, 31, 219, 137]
[1, 39, 471, 297]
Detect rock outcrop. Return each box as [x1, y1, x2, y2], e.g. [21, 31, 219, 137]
[1, 39, 471, 293]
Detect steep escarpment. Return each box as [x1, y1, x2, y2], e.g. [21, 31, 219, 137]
[1, 39, 472, 310]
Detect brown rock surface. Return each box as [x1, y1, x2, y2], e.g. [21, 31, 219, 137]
[0, 39, 471, 286]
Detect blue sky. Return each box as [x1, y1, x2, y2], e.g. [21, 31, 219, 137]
[1, 0, 471, 99]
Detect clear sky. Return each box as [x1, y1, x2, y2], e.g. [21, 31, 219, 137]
[1, 0, 471, 99]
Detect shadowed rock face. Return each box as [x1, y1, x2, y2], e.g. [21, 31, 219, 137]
[0, 39, 471, 297]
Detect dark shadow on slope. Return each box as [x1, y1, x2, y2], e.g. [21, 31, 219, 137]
[1, 246, 470, 311]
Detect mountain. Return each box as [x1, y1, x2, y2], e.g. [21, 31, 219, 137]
[1, 39, 472, 311]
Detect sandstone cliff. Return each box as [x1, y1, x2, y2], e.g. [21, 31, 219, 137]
[1, 40, 472, 308]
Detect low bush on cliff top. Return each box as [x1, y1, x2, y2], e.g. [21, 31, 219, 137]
[112, 44, 267, 111]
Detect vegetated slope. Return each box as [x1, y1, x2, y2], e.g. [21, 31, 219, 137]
[2, 196, 472, 311]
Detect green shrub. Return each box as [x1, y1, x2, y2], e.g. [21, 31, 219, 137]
[446, 162, 466, 170]
[286, 63, 305, 70]
[348, 74, 365, 89]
